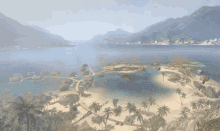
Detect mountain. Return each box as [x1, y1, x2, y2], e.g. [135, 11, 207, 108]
[89, 29, 133, 43]
[26, 25, 51, 34]
[0, 12, 73, 49]
[127, 6, 220, 43]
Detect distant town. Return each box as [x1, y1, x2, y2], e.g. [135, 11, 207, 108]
[104, 38, 220, 45]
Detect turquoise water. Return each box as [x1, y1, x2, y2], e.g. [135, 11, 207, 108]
[1, 45, 220, 99]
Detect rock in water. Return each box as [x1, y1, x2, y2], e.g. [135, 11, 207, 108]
[196, 69, 204, 74]
[123, 75, 131, 81]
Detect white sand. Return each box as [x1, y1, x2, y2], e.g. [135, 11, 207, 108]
[45, 66, 220, 131]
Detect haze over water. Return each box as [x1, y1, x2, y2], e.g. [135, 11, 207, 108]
[1, 45, 220, 99]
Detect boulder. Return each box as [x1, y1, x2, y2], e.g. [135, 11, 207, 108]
[196, 69, 204, 74]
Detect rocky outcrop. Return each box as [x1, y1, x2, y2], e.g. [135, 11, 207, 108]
[196, 69, 204, 74]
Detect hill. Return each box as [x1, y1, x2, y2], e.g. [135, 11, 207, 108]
[89, 29, 133, 43]
[0, 12, 73, 49]
[127, 6, 220, 43]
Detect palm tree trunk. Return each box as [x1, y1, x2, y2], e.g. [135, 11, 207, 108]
[179, 95, 183, 106]
[25, 113, 30, 131]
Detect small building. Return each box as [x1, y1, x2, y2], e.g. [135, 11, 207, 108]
[82, 71, 89, 75]
[95, 72, 105, 77]
[40, 71, 50, 76]
[27, 72, 35, 77]
[69, 72, 77, 77]
[9, 77, 21, 82]
[32, 75, 43, 80]
[51, 71, 60, 76]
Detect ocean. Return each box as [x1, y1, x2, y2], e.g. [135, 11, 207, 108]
[1, 44, 220, 101]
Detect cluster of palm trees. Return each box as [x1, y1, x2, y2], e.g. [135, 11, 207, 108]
[89, 102, 114, 131]
[175, 88, 187, 106]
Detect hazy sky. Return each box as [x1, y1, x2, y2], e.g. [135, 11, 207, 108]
[1, 0, 220, 41]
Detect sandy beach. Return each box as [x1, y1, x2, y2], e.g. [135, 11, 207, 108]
[44, 65, 220, 131]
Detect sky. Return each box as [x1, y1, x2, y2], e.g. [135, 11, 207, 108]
[0, 0, 220, 41]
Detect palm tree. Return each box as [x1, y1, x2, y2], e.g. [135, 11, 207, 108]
[176, 88, 183, 106]
[126, 102, 133, 116]
[92, 115, 104, 130]
[131, 103, 137, 115]
[134, 109, 144, 125]
[89, 102, 102, 113]
[112, 99, 119, 109]
[162, 72, 166, 82]
[54, 94, 59, 102]
[113, 105, 122, 116]
[9, 96, 44, 131]
[103, 107, 113, 131]
[157, 105, 170, 117]
[180, 107, 190, 119]
[197, 99, 204, 109]
[146, 96, 156, 113]
[141, 100, 148, 112]
[181, 92, 187, 104]
[190, 101, 197, 111]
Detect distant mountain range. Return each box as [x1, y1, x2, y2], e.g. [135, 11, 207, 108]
[89, 29, 133, 43]
[90, 6, 220, 44]
[0, 12, 73, 49]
